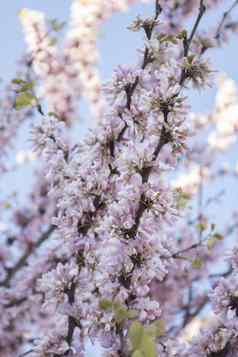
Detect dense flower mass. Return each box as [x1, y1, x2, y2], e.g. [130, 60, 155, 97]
[1, 0, 238, 356]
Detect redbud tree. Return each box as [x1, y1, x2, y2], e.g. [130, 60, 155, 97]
[1, 1, 238, 356]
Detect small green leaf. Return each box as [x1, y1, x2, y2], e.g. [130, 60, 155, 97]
[113, 302, 129, 323]
[16, 81, 35, 93]
[146, 319, 166, 338]
[187, 54, 196, 64]
[99, 299, 112, 311]
[160, 34, 178, 44]
[207, 238, 216, 249]
[127, 309, 138, 319]
[99, 299, 137, 323]
[207, 237, 216, 250]
[213, 233, 224, 241]
[196, 222, 207, 232]
[166, 34, 178, 44]
[177, 30, 187, 40]
[175, 188, 191, 209]
[132, 351, 144, 357]
[113, 302, 138, 322]
[207, 233, 224, 250]
[15, 92, 36, 110]
[129, 321, 144, 350]
[49, 37, 58, 46]
[3, 202, 12, 209]
[12, 78, 27, 85]
[192, 258, 203, 269]
[50, 18, 66, 32]
[141, 333, 156, 357]
[48, 111, 60, 119]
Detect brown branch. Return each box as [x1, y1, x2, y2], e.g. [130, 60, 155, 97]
[119, 113, 172, 296]
[65, 282, 78, 349]
[122, 116, 171, 242]
[4, 296, 27, 309]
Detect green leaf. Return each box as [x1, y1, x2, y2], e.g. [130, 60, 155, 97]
[159, 34, 178, 44]
[113, 302, 130, 323]
[154, 319, 166, 337]
[99, 300, 137, 323]
[15, 92, 36, 110]
[132, 351, 144, 357]
[175, 188, 191, 209]
[48, 111, 60, 119]
[192, 258, 203, 269]
[50, 18, 66, 32]
[207, 237, 217, 250]
[127, 309, 138, 319]
[112, 302, 137, 323]
[49, 37, 58, 46]
[213, 233, 224, 241]
[16, 81, 35, 93]
[196, 222, 207, 232]
[166, 34, 178, 44]
[99, 299, 112, 311]
[129, 321, 144, 350]
[177, 30, 187, 40]
[187, 54, 196, 64]
[146, 319, 166, 338]
[12, 78, 27, 85]
[207, 233, 224, 250]
[141, 333, 156, 357]
[3, 202, 12, 209]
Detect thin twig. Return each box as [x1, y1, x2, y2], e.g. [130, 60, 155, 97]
[125, 1, 162, 109]
[18, 350, 33, 357]
[184, 0, 206, 57]
[182, 286, 193, 328]
[215, 0, 238, 40]
[180, 0, 206, 85]
[171, 243, 201, 259]
[0, 225, 55, 287]
[198, 167, 204, 243]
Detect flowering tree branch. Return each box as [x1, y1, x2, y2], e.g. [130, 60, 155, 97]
[1, 1, 238, 356]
